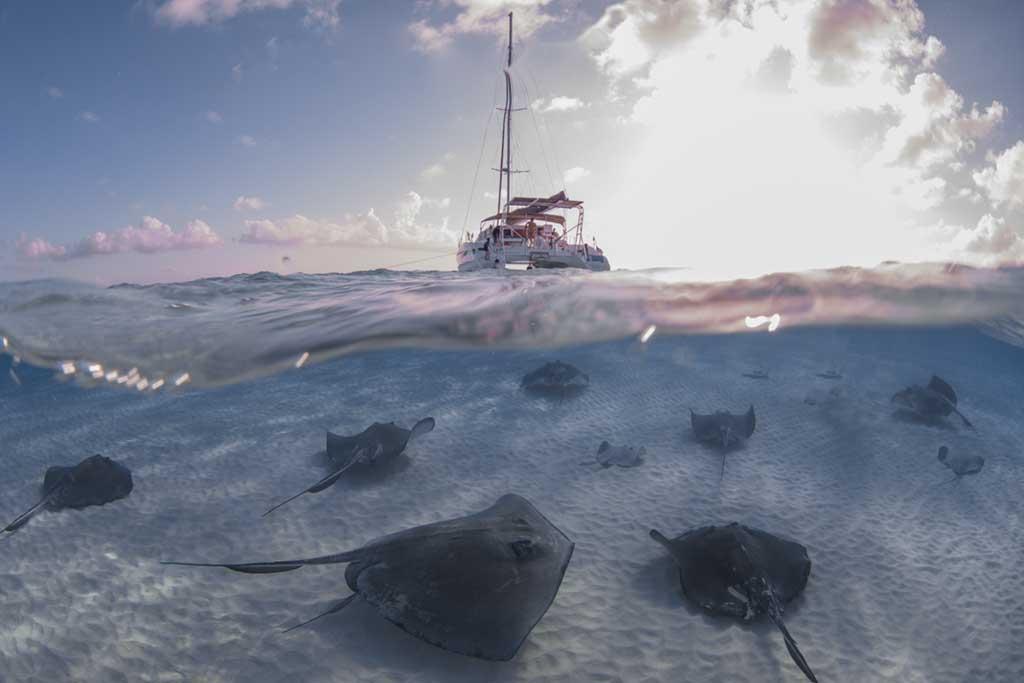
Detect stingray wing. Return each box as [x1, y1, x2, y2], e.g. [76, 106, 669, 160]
[737, 525, 811, 604]
[651, 527, 749, 618]
[690, 411, 718, 443]
[735, 406, 756, 439]
[352, 494, 573, 661]
[928, 375, 958, 405]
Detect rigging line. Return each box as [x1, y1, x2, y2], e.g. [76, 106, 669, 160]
[522, 61, 564, 185]
[380, 251, 457, 271]
[517, 73, 555, 191]
[461, 72, 503, 236]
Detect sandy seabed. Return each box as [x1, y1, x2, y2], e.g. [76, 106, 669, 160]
[1, 326, 1022, 682]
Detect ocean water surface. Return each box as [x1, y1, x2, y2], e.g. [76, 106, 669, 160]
[1, 265, 1022, 682]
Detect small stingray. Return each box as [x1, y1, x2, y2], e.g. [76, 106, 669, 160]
[815, 370, 842, 380]
[165, 494, 574, 661]
[580, 441, 646, 468]
[690, 406, 756, 485]
[937, 445, 984, 477]
[742, 370, 769, 380]
[3, 454, 133, 533]
[265, 418, 434, 516]
[650, 523, 818, 682]
[892, 375, 974, 430]
[521, 361, 589, 397]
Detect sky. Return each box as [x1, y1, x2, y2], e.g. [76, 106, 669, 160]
[1, 0, 1023, 284]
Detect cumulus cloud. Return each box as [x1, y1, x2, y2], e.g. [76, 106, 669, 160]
[532, 96, 586, 113]
[236, 135, 257, 147]
[46, 86, 63, 99]
[79, 111, 99, 123]
[17, 217, 222, 261]
[239, 192, 456, 249]
[581, 0, 1016, 270]
[420, 152, 454, 180]
[204, 110, 223, 124]
[949, 214, 1024, 262]
[410, 0, 556, 53]
[233, 195, 268, 211]
[973, 141, 1024, 208]
[155, 0, 340, 29]
[232, 63, 243, 82]
[582, 0, 703, 77]
[564, 166, 590, 184]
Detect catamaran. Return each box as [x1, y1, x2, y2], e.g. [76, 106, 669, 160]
[457, 13, 610, 273]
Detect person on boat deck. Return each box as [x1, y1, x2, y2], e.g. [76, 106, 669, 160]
[492, 226, 500, 243]
[527, 219, 537, 246]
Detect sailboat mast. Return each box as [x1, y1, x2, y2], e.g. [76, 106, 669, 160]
[504, 11, 513, 216]
[495, 13, 514, 219]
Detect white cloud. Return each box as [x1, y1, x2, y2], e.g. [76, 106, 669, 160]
[46, 86, 63, 99]
[233, 195, 268, 211]
[564, 166, 590, 184]
[204, 110, 223, 124]
[79, 111, 99, 123]
[239, 191, 456, 249]
[236, 135, 257, 147]
[973, 141, 1024, 208]
[949, 214, 1024, 262]
[155, 0, 340, 29]
[17, 217, 222, 261]
[241, 212, 387, 246]
[532, 96, 586, 113]
[232, 63, 243, 82]
[410, 0, 556, 53]
[420, 152, 454, 180]
[580, 0, 1016, 272]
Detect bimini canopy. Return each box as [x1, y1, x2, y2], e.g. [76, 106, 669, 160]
[480, 212, 566, 225]
[508, 191, 583, 213]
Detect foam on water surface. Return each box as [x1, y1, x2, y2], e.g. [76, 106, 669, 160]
[1, 322, 1022, 682]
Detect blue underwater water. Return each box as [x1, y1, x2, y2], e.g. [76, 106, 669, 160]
[1, 266, 1023, 682]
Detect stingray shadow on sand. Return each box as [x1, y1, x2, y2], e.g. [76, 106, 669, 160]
[890, 408, 957, 431]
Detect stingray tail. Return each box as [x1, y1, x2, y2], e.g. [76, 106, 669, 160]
[162, 548, 362, 574]
[953, 408, 975, 431]
[768, 612, 818, 683]
[2, 486, 63, 534]
[283, 593, 359, 633]
[263, 456, 363, 517]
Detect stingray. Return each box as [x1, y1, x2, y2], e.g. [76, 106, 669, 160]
[650, 523, 817, 682]
[892, 375, 974, 429]
[164, 493, 574, 661]
[937, 445, 984, 477]
[690, 406, 756, 484]
[521, 361, 589, 397]
[815, 370, 842, 380]
[580, 441, 645, 468]
[3, 454, 133, 534]
[742, 370, 769, 380]
[264, 418, 435, 516]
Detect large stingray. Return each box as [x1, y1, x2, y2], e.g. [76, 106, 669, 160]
[690, 406, 756, 484]
[165, 494, 574, 661]
[650, 523, 817, 682]
[264, 417, 435, 516]
[3, 454, 133, 533]
[892, 375, 974, 429]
